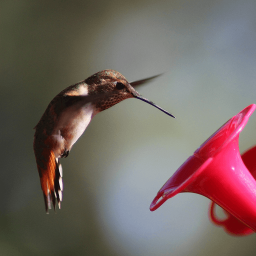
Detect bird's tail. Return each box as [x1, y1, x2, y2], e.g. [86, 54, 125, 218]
[36, 149, 63, 213]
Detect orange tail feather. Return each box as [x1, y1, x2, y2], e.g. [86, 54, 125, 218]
[36, 149, 63, 213]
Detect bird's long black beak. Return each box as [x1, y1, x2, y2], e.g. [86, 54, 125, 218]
[133, 94, 175, 118]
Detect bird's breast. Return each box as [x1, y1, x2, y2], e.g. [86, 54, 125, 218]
[54, 102, 96, 149]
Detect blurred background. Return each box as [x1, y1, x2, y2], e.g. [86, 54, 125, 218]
[1, 0, 256, 255]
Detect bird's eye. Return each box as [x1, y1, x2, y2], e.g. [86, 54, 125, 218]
[116, 82, 125, 90]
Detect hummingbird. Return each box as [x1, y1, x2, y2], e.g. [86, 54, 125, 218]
[33, 69, 175, 213]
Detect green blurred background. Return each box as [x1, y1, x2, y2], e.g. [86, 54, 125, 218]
[1, 0, 256, 255]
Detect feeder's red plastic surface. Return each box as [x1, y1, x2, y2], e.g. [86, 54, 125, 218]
[150, 104, 256, 232]
[210, 146, 256, 236]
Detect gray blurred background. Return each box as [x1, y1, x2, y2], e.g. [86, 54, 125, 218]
[1, 0, 256, 255]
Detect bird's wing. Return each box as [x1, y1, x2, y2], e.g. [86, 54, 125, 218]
[130, 74, 162, 87]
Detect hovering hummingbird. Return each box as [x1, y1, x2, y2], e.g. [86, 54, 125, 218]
[33, 69, 175, 213]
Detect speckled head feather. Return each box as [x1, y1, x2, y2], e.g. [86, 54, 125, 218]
[85, 69, 139, 112]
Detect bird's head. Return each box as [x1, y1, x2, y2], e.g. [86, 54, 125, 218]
[85, 69, 175, 118]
